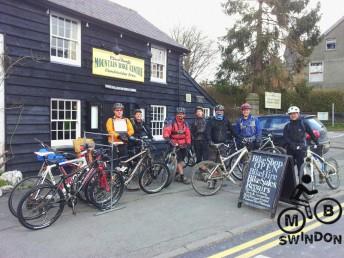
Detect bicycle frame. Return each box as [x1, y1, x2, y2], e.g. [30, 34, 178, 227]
[208, 144, 248, 184]
[305, 148, 336, 178]
[259, 135, 275, 150]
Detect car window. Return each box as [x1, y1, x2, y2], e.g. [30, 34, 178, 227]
[305, 117, 324, 130]
[258, 117, 270, 129]
[270, 117, 289, 129]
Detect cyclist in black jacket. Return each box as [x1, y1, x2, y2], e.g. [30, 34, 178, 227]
[283, 106, 319, 173]
[129, 109, 152, 155]
[190, 106, 208, 163]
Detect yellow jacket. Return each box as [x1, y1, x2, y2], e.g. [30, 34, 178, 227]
[106, 117, 134, 143]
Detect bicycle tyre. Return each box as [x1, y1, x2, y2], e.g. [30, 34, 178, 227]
[324, 158, 340, 189]
[165, 153, 177, 188]
[8, 176, 52, 218]
[300, 162, 316, 200]
[139, 162, 170, 194]
[88, 171, 124, 210]
[17, 184, 65, 230]
[261, 146, 286, 154]
[191, 161, 224, 196]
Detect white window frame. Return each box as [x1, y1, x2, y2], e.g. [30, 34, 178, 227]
[309, 61, 324, 83]
[325, 38, 336, 51]
[50, 12, 81, 67]
[150, 46, 167, 84]
[51, 98, 81, 147]
[204, 108, 210, 118]
[150, 105, 166, 140]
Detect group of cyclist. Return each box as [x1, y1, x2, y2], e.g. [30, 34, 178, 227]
[105, 101, 320, 185]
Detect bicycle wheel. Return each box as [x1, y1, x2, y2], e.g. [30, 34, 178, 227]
[88, 171, 124, 210]
[228, 153, 249, 181]
[165, 153, 177, 187]
[183, 149, 196, 168]
[191, 161, 224, 196]
[139, 162, 170, 194]
[261, 146, 286, 154]
[17, 184, 65, 230]
[8, 176, 52, 217]
[300, 162, 316, 200]
[324, 158, 340, 189]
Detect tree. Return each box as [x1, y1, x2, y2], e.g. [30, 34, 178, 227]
[170, 25, 219, 81]
[217, 0, 321, 92]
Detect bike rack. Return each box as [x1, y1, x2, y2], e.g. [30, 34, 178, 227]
[83, 131, 126, 216]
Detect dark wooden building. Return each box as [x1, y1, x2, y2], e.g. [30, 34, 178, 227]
[0, 0, 216, 173]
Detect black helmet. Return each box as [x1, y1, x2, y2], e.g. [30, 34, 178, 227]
[176, 107, 186, 114]
[215, 104, 224, 111]
[133, 109, 142, 115]
[113, 103, 124, 110]
[195, 106, 203, 112]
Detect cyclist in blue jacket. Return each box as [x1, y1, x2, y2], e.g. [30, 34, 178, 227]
[235, 103, 262, 150]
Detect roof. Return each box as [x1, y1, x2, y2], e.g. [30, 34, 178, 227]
[43, 0, 188, 52]
[323, 16, 344, 36]
[182, 70, 217, 106]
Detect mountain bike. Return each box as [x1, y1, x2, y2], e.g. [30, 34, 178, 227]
[16, 152, 124, 230]
[259, 133, 286, 154]
[115, 138, 170, 194]
[300, 145, 340, 200]
[183, 145, 197, 168]
[8, 139, 88, 217]
[191, 142, 249, 196]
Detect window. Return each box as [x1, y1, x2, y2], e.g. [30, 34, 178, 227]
[90, 105, 99, 129]
[150, 105, 166, 140]
[309, 61, 323, 82]
[51, 99, 81, 146]
[326, 38, 336, 50]
[151, 46, 167, 83]
[204, 108, 210, 118]
[50, 13, 81, 66]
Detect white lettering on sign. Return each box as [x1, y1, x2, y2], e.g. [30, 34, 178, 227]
[105, 84, 137, 92]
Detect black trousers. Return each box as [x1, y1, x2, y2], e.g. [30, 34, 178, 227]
[287, 147, 306, 175]
[112, 144, 128, 165]
[193, 140, 209, 163]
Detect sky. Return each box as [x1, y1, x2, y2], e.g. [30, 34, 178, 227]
[112, 0, 344, 81]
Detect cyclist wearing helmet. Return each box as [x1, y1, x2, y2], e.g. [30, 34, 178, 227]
[206, 104, 238, 157]
[235, 103, 262, 150]
[283, 106, 319, 173]
[190, 106, 208, 163]
[163, 107, 191, 184]
[106, 103, 134, 157]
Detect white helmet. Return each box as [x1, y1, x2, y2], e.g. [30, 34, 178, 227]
[287, 106, 300, 114]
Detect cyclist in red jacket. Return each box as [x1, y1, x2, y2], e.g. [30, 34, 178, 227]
[163, 107, 191, 184]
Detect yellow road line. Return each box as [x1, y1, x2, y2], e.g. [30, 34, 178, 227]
[236, 212, 343, 258]
[208, 202, 343, 258]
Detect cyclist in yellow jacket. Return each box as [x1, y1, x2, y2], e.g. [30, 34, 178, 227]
[106, 103, 134, 158]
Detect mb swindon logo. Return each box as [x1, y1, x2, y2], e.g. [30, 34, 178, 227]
[277, 176, 343, 246]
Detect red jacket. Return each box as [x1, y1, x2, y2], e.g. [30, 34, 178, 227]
[163, 119, 191, 146]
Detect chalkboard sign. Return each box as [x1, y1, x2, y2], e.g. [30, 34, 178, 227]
[238, 151, 295, 218]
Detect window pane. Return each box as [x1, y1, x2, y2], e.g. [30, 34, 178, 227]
[70, 41, 76, 60]
[71, 121, 76, 130]
[51, 37, 57, 56]
[58, 122, 63, 130]
[52, 100, 57, 109]
[51, 16, 58, 35]
[64, 131, 70, 140]
[71, 21, 78, 40]
[58, 131, 63, 140]
[72, 111, 77, 120]
[64, 121, 71, 131]
[52, 111, 58, 120]
[58, 17, 64, 37]
[72, 102, 77, 111]
[65, 19, 71, 38]
[65, 101, 71, 110]
[57, 38, 63, 57]
[64, 39, 70, 59]
[52, 122, 57, 130]
[52, 131, 57, 140]
[71, 131, 76, 139]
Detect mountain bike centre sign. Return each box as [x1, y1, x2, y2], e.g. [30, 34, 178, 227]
[92, 48, 145, 82]
[238, 151, 296, 218]
[265, 92, 281, 109]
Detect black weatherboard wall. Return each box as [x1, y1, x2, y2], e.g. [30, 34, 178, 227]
[0, 0, 216, 173]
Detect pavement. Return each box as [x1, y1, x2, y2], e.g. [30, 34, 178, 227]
[0, 132, 344, 258]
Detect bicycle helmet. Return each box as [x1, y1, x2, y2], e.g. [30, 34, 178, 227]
[133, 109, 142, 115]
[195, 106, 203, 112]
[176, 107, 186, 114]
[241, 103, 252, 110]
[113, 103, 124, 110]
[287, 106, 300, 114]
[215, 104, 224, 111]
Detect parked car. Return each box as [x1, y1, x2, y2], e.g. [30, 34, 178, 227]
[257, 114, 330, 154]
